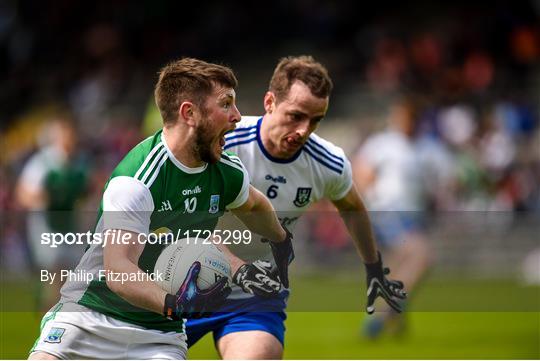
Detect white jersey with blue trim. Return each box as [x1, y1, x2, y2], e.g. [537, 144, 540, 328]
[225, 115, 353, 231]
[223, 116, 353, 299]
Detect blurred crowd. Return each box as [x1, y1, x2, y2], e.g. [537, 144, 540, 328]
[1, 0, 538, 274]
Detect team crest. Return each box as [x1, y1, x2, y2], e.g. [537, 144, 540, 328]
[209, 195, 220, 214]
[293, 187, 312, 207]
[44, 327, 65, 343]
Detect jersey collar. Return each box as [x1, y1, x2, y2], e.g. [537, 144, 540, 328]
[256, 117, 303, 164]
[160, 132, 208, 174]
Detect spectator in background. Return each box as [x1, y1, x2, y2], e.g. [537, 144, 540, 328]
[15, 116, 89, 311]
[353, 96, 435, 338]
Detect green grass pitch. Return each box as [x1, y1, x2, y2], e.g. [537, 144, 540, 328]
[1, 277, 538, 359]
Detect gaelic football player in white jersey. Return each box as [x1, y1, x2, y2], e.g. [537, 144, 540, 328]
[29, 58, 292, 360]
[186, 56, 406, 359]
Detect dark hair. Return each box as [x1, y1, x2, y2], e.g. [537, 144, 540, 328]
[269, 55, 333, 102]
[155, 58, 238, 124]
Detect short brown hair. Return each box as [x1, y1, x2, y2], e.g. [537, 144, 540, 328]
[155, 58, 238, 124]
[269, 55, 333, 102]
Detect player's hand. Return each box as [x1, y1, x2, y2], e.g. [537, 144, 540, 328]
[233, 260, 282, 297]
[164, 262, 231, 320]
[266, 227, 294, 288]
[364, 252, 407, 314]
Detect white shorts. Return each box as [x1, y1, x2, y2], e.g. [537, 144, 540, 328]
[30, 302, 187, 360]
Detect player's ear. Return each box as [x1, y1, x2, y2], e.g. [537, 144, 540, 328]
[179, 102, 197, 126]
[264, 92, 276, 114]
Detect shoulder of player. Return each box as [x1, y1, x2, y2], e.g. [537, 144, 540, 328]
[303, 133, 348, 175]
[218, 152, 246, 174]
[223, 116, 260, 149]
[111, 132, 167, 187]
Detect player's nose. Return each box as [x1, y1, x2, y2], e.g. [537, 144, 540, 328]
[295, 123, 310, 140]
[230, 104, 241, 124]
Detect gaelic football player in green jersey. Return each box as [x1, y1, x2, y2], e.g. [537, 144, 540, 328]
[30, 58, 292, 360]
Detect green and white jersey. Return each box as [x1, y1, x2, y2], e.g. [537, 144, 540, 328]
[60, 130, 249, 332]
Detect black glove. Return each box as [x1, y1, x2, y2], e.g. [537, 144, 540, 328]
[266, 228, 294, 288]
[164, 261, 231, 320]
[364, 252, 407, 314]
[233, 260, 282, 297]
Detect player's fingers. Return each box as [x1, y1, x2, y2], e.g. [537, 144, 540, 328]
[252, 286, 277, 298]
[392, 288, 407, 299]
[212, 285, 231, 304]
[185, 261, 201, 282]
[177, 261, 202, 295]
[389, 279, 404, 289]
[204, 284, 232, 310]
[382, 294, 402, 313]
[199, 275, 228, 296]
[366, 302, 376, 314]
[366, 288, 378, 314]
[388, 281, 407, 299]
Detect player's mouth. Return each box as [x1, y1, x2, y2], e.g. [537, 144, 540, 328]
[218, 131, 227, 148]
[284, 136, 304, 151]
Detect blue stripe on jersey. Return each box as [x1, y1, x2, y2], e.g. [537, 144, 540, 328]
[303, 146, 343, 174]
[224, 136, 257, 150]
[226, 125, 257, 136]
[225, 128, 257, 141]
[306, 138, 344, 164]
[304, 142, 344, 168]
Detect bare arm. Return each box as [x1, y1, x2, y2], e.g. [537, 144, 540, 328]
[352, 155, 376, 195]
[332, 185, 378, 264]
[102, 229, 167, 314]
[230, 185, 287, 243]
[214, 241, 246, 274]
[15, 182, 47, 209]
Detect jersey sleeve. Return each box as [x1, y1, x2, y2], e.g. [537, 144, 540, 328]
[224, 154, 250, 210]
[325, 156, 353, 201]
[102, 176, 155, 234]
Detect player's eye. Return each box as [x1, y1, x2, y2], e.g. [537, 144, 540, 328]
[290, 113, 302, 121]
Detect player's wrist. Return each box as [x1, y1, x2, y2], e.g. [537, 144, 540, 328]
[163, 293, 181, 321]
[229, 258, 247, 274]
[273, 227, 291, 244]
[364, 251, 383, 273]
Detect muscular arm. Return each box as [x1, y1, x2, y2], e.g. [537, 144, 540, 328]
[230, 185, 286, 243]
[102, 230, 167, 314]
[332, 184, 378, 264]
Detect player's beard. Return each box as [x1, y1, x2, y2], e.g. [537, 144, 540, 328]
[193, 119, 220, 164]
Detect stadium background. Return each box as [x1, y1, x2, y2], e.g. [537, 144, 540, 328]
[1, 0, 539, 359]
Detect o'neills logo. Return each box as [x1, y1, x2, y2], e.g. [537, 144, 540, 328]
[182, 185, 202, 196]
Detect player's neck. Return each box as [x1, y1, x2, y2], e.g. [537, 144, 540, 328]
[162, 127, 205, 168]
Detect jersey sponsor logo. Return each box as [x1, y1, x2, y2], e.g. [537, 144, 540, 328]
[209, 194, 220, 214]
[265, 174, 287, 184]
[44, 327, 65, 343]
[157, 200, 172, 212]
[182, 185, 202, 196]
[293, 187, 312, 207]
